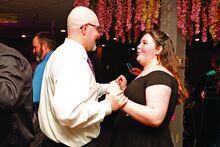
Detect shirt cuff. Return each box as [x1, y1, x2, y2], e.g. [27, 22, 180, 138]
[101, 83, 109, 94]
[100, 99, 112, 116]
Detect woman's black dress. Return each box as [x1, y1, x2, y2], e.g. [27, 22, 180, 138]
[110, 71, 178, 147]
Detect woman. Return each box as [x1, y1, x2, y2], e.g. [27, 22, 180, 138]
[111, 30, 188, 147]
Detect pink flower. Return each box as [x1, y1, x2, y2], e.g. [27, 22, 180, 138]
[208, 0, 218, 41]
[114, 0, 126, 43]
[202, 6, 208, 42]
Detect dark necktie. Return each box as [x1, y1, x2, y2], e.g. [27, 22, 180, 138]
[87, 57, 95, 76]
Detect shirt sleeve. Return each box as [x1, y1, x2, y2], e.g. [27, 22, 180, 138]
[96, 83, 109, 98]
[0, 56, 28, 110]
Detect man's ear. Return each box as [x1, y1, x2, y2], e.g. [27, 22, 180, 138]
[81, 25, 87, 35]
[42, 43, 48, 51]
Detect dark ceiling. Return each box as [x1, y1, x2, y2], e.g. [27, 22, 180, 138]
[0, 0, 74, 39]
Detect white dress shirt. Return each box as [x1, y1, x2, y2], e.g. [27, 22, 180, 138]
[38, 38, 111, 147]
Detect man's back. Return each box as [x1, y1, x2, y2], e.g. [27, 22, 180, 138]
[0, 43, 34, 147]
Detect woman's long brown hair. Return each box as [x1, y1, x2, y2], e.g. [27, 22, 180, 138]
[149, 30, 189, 104]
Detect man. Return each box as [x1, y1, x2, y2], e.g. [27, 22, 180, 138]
[32, 32, 56, 108]
[31, 32, 56, 147]
[38, 6, 127, 147]
[0, 43, 34, 147]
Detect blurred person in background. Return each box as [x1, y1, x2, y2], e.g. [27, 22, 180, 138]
[0, 43, 34, 147]
[30, 32, 56, 147]
[193, 50, 220, 147]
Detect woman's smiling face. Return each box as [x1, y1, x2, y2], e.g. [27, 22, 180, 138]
[136, 34, 157, 66]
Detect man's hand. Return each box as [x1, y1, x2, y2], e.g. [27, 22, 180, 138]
[105, 90, 128, 111]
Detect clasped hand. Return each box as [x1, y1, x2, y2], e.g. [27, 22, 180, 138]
[106, 80, 128, 111]
[115, 75, 127, 91]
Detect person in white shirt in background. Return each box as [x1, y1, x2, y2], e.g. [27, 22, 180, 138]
[38, 6, 127, 147]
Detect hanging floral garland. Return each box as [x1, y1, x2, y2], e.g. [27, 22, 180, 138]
[114, 0, 126, 43]
[73, 0, 81, 7]
[208, 0, 218, 42]
[72, 0, 161, 44]
[153, 0, 160, 26]
[105, 0, 113, 40]
[72, 0, 219, 44]
[125, 0, 132, 43]
[177, 0, 188, 36]
[82, 0, 90, 7]
[96, 0, 107, 36]
[133, 0, 142, 43]
[218, 5, 220, 41]
[73, 0, 90, 7]
[141, 0, 147, 31]
[146, 0, 154, 32]
[186, 15, 194, 44]
[195, 0, 201, 34]
[73, 0, 81, 8]
[177, 0, 220, 43]
[201, 5, 208, 42]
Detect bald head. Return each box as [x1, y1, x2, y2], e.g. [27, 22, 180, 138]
[67, 6, 99, 29]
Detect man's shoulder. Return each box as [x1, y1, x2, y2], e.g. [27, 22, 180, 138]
[0, 43, 32, 79]
[0, 43, 23, 58]
[0, 43, 30, 67]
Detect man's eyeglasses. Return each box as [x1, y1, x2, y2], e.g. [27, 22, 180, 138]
[80, 23, 100, 33]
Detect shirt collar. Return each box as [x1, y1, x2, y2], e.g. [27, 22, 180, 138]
[64, 38, 88, 60]
[44, 51, 53, 60]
